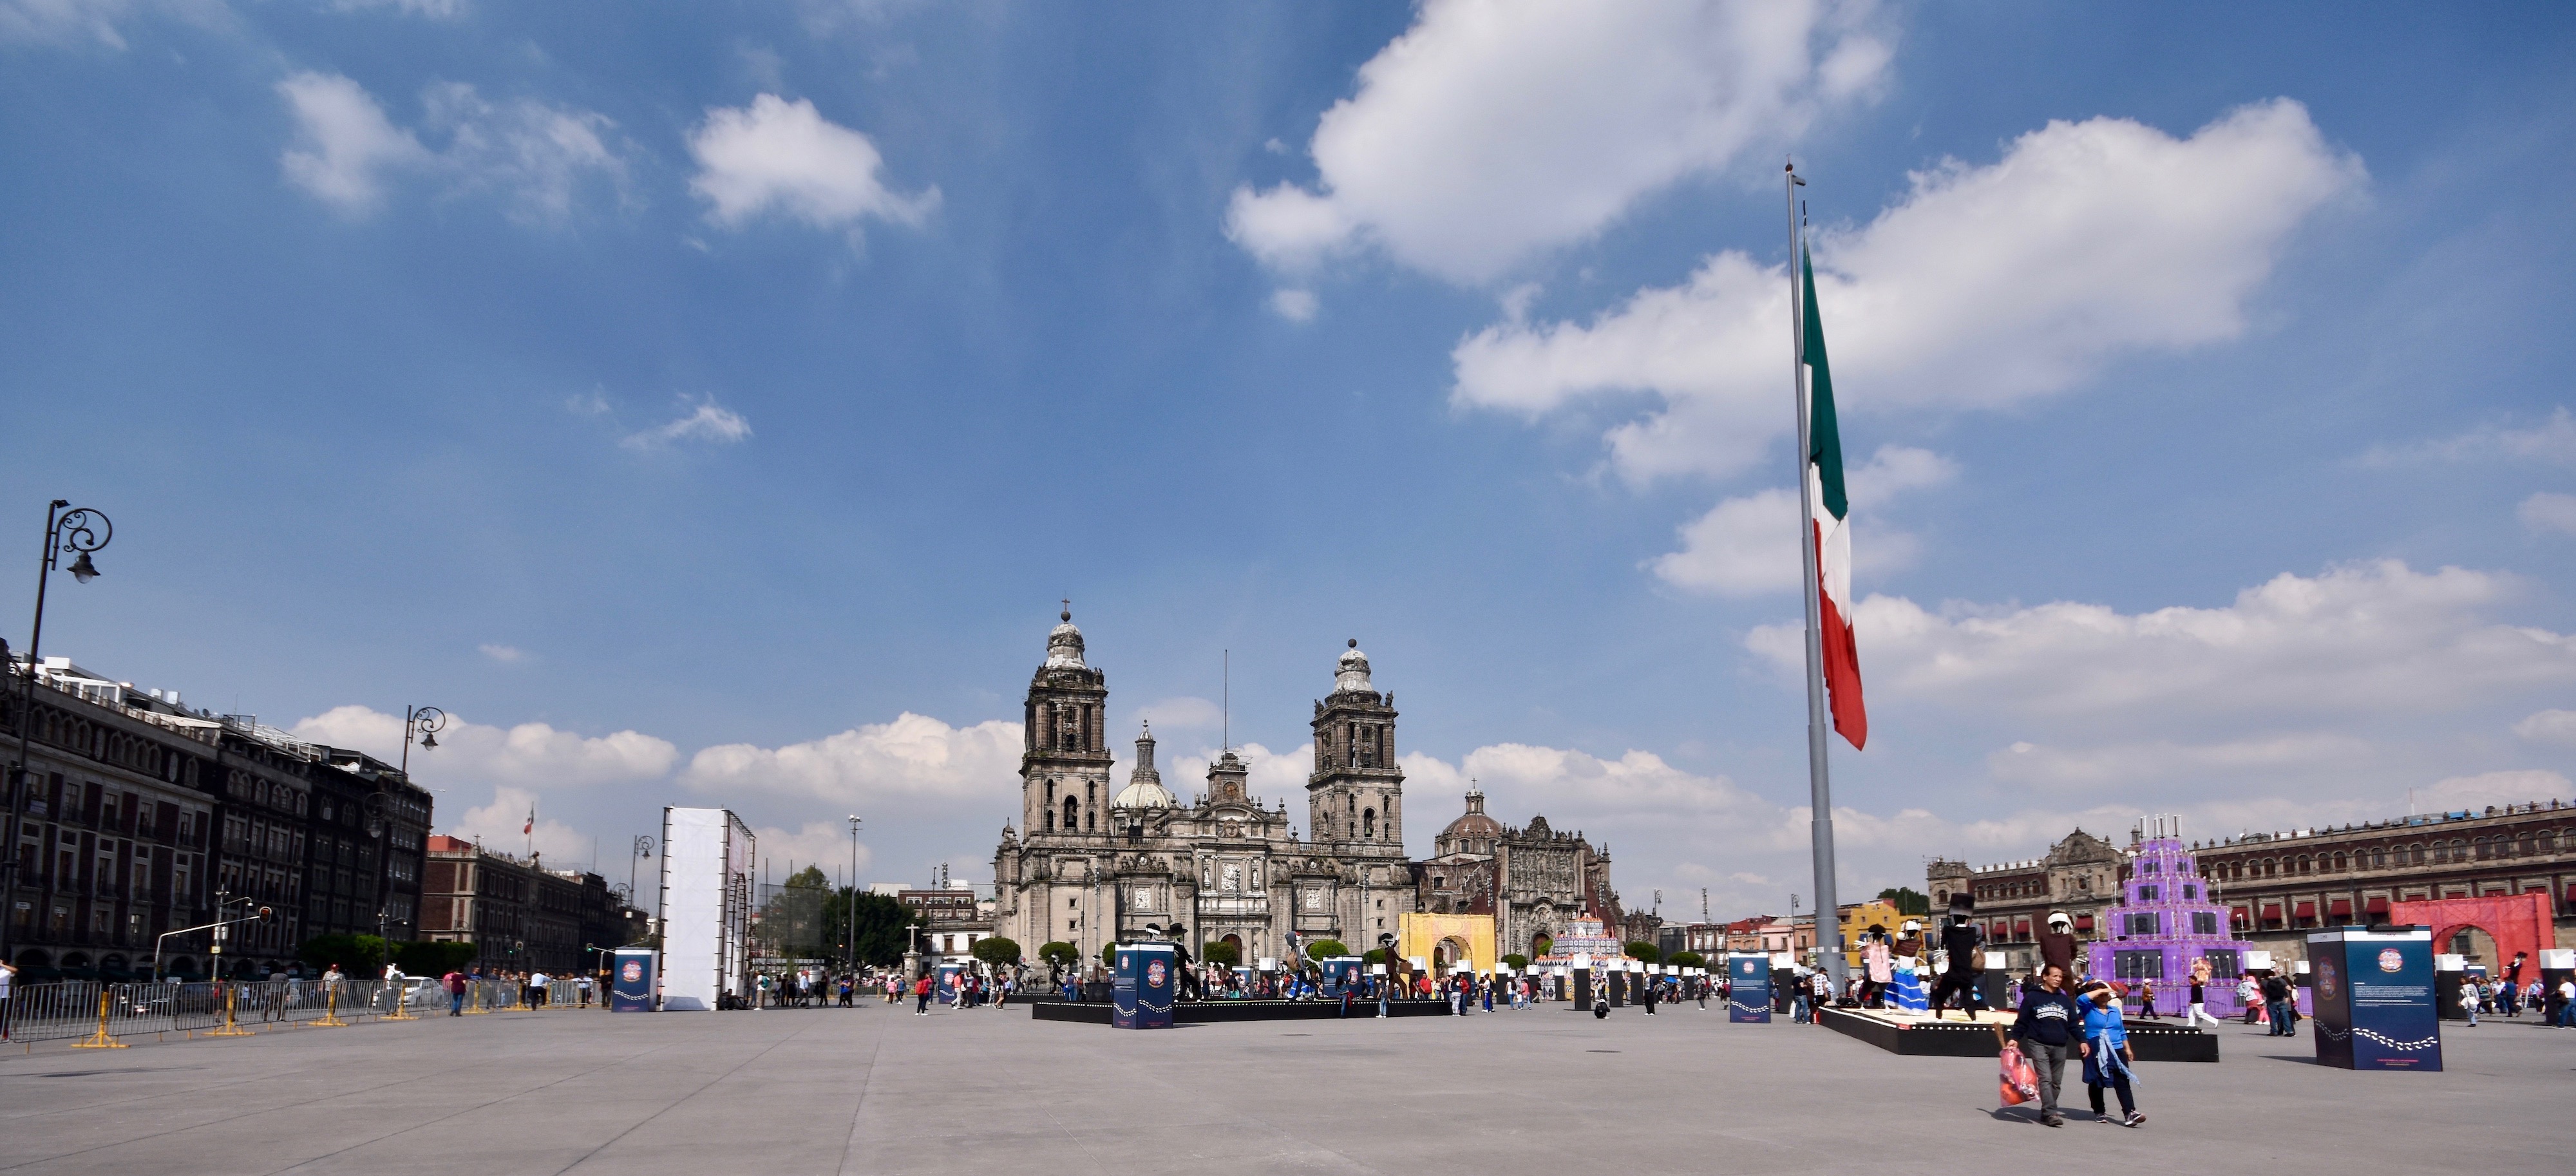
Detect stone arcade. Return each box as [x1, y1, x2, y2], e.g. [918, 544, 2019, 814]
[990, 613, 1631, 968]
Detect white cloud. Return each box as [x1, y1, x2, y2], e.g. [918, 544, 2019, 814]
[477, 643, 526, 663]
[2362, 408, 2576, 468]
[621, 397, 752, 450]
[2516, 491, 2576, 536]
[1228, 0, 1891, 285]
[1133, 696, 1223, 733]
[290, 705, 678, 788]
[278, 72, 431, 216]
[745, 820, 876, 880]
[277, 72, 627, 221]
[0, 0, 133, 47]
[680, 712, 1025, 815]
[2416, 770, 2573, 814]
[687, 94, 938, 234]
[1750, 560, 2576, 730]
[447, 785, 593, 866]
[2512, 708, 2576, 746]
[1985, 734, 2378, 792]
[1651, 444, 1953, 594]
[1269, 289, 1318, 322]
[1454, 99, 2363, 483]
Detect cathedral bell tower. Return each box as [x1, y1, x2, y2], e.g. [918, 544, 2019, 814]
[1023, 607, 1112, 839]
[1309, 639, 1403, 853]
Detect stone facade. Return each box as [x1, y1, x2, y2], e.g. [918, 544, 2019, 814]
[1415, 789, 1629, 963]
[1926, 826, 2126, 970]
[991, 618, 1419, 966]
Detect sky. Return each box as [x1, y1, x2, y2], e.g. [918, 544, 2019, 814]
[5, 1, 2575, 924]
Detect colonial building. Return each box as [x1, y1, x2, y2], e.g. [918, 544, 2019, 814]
[1926, 827, 2126, 969]
[1415, 789, 1630, 962]
[1931, 794, 2576, 972]
[420, 835, 617, 974]
[992, 616, 1421, 965]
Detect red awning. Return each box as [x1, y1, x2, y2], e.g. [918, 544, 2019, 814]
[2075, 915, 2096, 931]
[2365, 897, 2390, 914]
[2294, 902, 2316, 917]
[2231, 906, 2251, 923]
[2329, 899, 2353, 916]
[2260, 904, 2282, 919]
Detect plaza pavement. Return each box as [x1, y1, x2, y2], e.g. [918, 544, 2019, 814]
[0, 1000, 2565, 1175]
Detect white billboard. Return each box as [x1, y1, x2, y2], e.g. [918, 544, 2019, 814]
[659, 807, 754, 1012]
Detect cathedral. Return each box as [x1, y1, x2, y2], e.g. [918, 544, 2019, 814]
[990, 611, 1629, 969]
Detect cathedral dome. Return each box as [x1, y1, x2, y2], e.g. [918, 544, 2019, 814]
[1045, 607, 1087, 669]
[1442, 789, 1503, 842]
[1112, 722, 1174, 809]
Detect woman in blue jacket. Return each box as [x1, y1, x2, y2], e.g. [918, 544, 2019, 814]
[2009, 963, 2084, 1127]
[2080, 982, 2143, 1126]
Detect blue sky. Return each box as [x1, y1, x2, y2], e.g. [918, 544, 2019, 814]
[6, 1, 2574, 920]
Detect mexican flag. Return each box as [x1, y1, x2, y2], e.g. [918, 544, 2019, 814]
[1802, 245, 1867, 750]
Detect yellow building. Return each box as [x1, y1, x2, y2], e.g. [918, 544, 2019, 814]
[1837, 900, 1911, 969]
[1396, 912, 1497, 974]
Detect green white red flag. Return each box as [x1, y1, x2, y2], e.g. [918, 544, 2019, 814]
[1802, 245, 1867, 749]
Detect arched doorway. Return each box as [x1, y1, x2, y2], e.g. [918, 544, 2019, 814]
[1434, 936, 1471, 972]
[1221, 933, 1243, 960]
[1530, 932, 1553, 960]
[2441, 925, 2499, 966]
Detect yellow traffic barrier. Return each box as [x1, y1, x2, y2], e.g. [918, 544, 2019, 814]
[463, 979, 490, 1014]
[209, 983, 252, 1036]
[70, 990, 129, 1049]
[383, 982, 415, 1020]
[313, 985, 349, 1027]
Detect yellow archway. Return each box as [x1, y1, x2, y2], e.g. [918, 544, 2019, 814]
[1397, 913, 1495, 974]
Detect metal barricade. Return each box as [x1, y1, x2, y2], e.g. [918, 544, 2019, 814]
[0, 979, 433, 1044]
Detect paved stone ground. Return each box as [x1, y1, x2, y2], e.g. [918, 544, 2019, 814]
[0, 1001, 2566, 1175]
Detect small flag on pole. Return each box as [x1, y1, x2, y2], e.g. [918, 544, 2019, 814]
[1801, 244, 1867, 749]
[524, 806, 535, 836]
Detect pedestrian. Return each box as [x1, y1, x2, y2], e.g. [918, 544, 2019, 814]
[0, 958, 14, 1041]
[2260, 972, 2295, 1036]
[1641, 975, 1658, 1016]
[529, 971, 549, 1009]
[1810, 967, 1831, 1022]
[2555, 977, 2575, 1029]
[2239, 976, 2262, 1025]
[2459, 980, 2478, 1027]
[2079, 983, 2144, 1126]
[1482, 975, 1495, 1013]
[2183, 967, 2216, 1029]
[2137, 978, 2157, 1020]
[755, 972, 772, 1011]
[2009, 963, 2083, 1128]
[443, 969, 467, 1016]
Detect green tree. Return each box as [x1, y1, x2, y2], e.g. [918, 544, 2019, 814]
[1877, 887, 1931, 916]
[1362, 947, 1387, 966]
[1100, 940, 1120, 967]
[1624, 941, 1662, 964]
[972, 937, 1021, 967]
[1038, 941, 1081, 976]
[1502, 953, 1530, 971]
[1303, 938, 1349, 960]
[1200, 940, 1241, 967]
[817, 889, 925, 967]
[392, 940, 477, 976]
[1668, 951, 1705, 971]
[298, 933, 386, 976]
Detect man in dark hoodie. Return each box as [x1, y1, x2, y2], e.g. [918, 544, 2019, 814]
[2009, 963, 2083, 1127]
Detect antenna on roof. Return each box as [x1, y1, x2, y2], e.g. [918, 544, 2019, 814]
[1222, 649, 1229, 752]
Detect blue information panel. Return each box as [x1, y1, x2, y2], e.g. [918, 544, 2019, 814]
[1113, 943, 1177, 1030]
[1728, 953, 1771, 1023]
[610, 947, 656, 1012]
[2309, 927, 2441, 1072]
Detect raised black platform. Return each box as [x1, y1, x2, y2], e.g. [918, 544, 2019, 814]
[1032, 999, 1462, 1024]
[1817, 1008, 2219, 1062]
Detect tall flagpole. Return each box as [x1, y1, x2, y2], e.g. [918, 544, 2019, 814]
[1786, 160, 1845, 993]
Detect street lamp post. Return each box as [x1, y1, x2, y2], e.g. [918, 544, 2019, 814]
[399, 706, 444, 775]
[5, 501, 112, 975]
[629, 835, 653, 933]
[846, 815, 861, 971]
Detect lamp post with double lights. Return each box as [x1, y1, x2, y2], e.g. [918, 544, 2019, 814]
[5, 502, 112, 976]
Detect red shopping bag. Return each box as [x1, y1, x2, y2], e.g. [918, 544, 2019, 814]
[1999, 1045, 2038, 1106]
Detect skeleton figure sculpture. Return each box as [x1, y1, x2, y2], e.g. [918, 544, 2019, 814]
[1929, 894, 1986, 1020]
